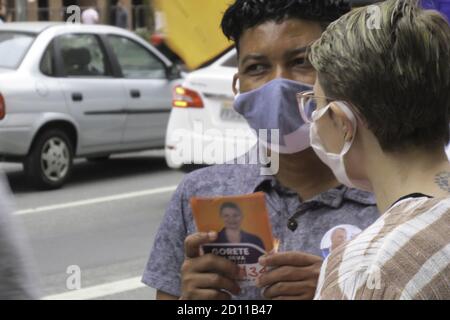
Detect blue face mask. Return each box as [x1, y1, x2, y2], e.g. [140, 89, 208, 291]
[233, 78, 313, 154]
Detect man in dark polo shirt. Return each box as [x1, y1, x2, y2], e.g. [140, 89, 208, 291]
[143, 0, 379, 300]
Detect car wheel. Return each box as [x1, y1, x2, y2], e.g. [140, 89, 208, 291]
[86, 155, 110, 162]
[24, 129, 74, 190]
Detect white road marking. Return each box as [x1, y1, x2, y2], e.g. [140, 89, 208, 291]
[15, 185, 177, 215]
[42, 276, 146, 300]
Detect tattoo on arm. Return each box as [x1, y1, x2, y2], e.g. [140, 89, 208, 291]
[434, 172, 450, 192]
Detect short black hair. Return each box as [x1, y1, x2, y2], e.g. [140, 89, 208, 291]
[221, 0, 352, 50]
[219, 202, 242, 215]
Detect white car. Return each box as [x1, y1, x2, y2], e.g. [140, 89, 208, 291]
[165, 49, 256, 169]
[0, 22, 181, 189]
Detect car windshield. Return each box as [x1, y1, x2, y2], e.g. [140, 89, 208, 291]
[0, 32, 35, 69]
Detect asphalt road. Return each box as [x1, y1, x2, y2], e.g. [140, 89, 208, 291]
[1, 150, 186, 300]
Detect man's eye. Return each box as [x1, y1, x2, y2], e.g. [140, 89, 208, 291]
[245, 64, 267, 74]
[292, 57, 311, 68]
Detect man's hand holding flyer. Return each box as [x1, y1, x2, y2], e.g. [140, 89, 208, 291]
[191, 192, 277, 288]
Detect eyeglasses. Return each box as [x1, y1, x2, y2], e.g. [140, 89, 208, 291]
[296, 90, 334, 123]
[297, 91, 362, 126]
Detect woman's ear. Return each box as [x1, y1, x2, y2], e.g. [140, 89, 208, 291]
[330, 102, 355, 142]
[232, 74, 239, 95]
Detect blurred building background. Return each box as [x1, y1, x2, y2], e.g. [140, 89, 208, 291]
[1, 0, 447, 70]
[0, 0, 155, 31]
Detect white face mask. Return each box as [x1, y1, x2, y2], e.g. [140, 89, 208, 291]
[310, 102, 372, 192]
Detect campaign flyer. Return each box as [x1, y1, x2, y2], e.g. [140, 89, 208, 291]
[191, 192, 276, 288]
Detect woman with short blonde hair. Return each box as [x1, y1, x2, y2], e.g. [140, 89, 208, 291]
[298, 0, 450, 299]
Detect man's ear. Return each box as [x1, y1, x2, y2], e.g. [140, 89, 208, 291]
[232, 73, 239, 95]
[330, 102, 355, 142]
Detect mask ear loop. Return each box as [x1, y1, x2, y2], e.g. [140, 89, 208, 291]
[332, 101, 358, 154]
[312, 101, 357, 157]
[331, 101, 373, 191]
[311, 104, 331, 122]
[232, 75, 240, 96]
[334, 101, 358, 129]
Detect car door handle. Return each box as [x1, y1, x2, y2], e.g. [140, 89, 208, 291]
[72, 92, 83, 102]
[130, 90, 141, 99]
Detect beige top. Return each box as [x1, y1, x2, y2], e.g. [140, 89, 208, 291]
[315, 196, 450, 300]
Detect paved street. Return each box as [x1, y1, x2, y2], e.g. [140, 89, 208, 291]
[1, 150, 186, 300]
